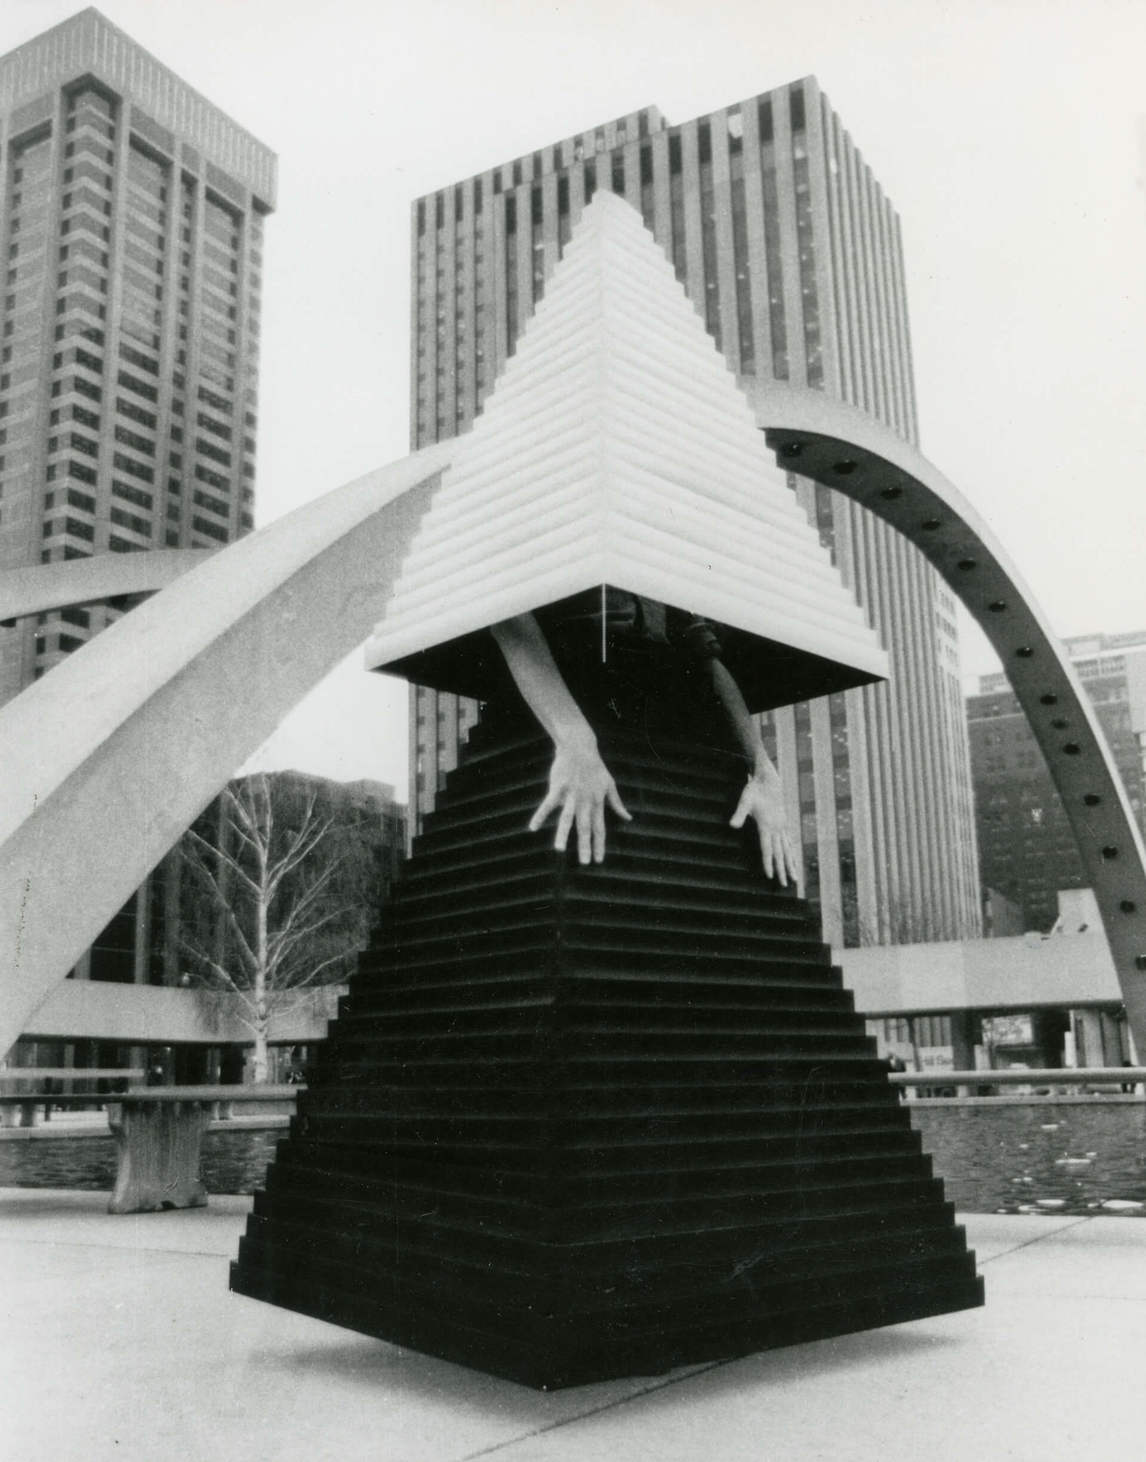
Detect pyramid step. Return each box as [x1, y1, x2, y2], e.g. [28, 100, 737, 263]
[559, 970, 855, 1005]
[395, 852, 817, 918]
[258, 1156, 940, 1225]
[232, 1242, 981, 1390]
[417, 744, 756, 816]
[274, 1118, 923, 1172]
[334, 1003, 866, 1040]
[413, 811, 794, 874]
[261, 1143, 934, 1209]
[386, 884, 817, 936]
[413, 803, 779, 864]
[354, 944, 840, 989]
[373, 921, 832, 969]
[380, 911, 832, 957]
[411, 814, 806, 884]
[246, 1177, 962, 1280]
[254, 1197, 976, 1310]
[298, 1075, 900, 1115]
[280, 1100, 918, 1154]
[307, 1049, 887, 1084]
[356, 932, 554, 977]
[560, 920, 831, 959]
[320, 1026, 878, 1063]
[339, 972, 857, 1020]
[238, 1202, 972, 1319]
[241, 1170, 952, 1257]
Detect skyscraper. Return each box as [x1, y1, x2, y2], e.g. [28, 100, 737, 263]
[969, 630, 1146, 930]
[407, 77, 980, 947]
[0, 7, 275, 706]
[0, 8, 275, 988]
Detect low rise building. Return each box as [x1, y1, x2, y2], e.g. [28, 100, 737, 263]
[968, 631, 1146, 930]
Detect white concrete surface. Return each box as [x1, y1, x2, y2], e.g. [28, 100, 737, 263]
[841, 926, 1122, 1017]
[1, 1189, 1142, 1462]
[0, 549, 213, 623]
[19, 976, 343, 1046]
[0, 442, 449, 1058]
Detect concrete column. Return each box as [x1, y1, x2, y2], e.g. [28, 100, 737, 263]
[1099, 1011, 1124, 1067]
[1074, 1008, 1105, 1069]
[950, 1010, 981, 1072]
[133, 878, 152, 985]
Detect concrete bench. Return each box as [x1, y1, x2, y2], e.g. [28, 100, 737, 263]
[106, 1085, 302, 1214]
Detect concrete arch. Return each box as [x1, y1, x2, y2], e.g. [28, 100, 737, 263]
[752, 380, 1146, 1056]
[0, 444, 449, 1058]
[0, 549, 215, 625]
[2, 380, 1142, 1065]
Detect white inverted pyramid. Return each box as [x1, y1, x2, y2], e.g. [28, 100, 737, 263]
[365, 190, 888, 695]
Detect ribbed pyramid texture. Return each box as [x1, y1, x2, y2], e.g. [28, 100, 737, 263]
[365, 191, 887, 683]
[231, 715, 983, 1388]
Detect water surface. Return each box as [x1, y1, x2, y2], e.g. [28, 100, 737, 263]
[3, 1101, 1144, 1215]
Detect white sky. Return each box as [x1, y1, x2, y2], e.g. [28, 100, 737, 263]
[6, 0, 1146, 797]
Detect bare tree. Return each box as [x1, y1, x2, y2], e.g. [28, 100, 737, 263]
[179, 773, 380, 1082]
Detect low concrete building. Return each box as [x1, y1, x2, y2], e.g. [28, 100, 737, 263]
[847, 889, 1136, 1072]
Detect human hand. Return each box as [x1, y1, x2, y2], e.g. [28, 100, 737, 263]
[730, 773, 799, 886]
[531, 734, 631, 864]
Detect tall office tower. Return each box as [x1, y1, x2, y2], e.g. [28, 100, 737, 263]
[0, 8, 275, 707]
[0, 8, 275, 987]
[969, 631, 1146, 931]
[408, 78, 981, 947]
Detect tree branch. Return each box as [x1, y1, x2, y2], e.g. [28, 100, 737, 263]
[182, 824, 262, 903]
[266, 813, 340, 899]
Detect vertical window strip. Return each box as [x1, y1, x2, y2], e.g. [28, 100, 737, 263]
[638, 143, 655, 231]
[759, 143, 788, 379]
[729, 169, 754, 374]
[503, 191, 518, 354]
[698, 142, 720, 350]
[824, 107, 856, 407]
[530, 184, 545, 306]
[792, 144, 821, 387]
[667, 132, 686, 285]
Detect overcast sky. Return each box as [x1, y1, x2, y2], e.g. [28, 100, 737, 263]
[6, 0, 1145, 795]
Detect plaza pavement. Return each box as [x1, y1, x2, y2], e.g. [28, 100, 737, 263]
[1, 1188, 1142, 1462]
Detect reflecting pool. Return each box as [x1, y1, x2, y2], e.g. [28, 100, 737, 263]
[910, 1098, 1146, 1215]
[2, 1100, 1145, 1215]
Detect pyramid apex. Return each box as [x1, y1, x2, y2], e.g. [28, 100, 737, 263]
[562, 189, 657, 249]
[579, 188, 639, 217]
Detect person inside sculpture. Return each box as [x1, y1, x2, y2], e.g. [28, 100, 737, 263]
[491, 590, 800, 885]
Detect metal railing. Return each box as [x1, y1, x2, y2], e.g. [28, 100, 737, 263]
[889, 1066, 1146, 1089]
[0, 1077, 299, 1127]
[0, 1067, 145, 1087]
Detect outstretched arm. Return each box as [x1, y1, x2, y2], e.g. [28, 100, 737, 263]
[491, 614, 630, 863]
[707, 658, 800, 887]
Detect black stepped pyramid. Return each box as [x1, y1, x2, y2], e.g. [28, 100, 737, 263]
[231, 715, 983, 1389]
